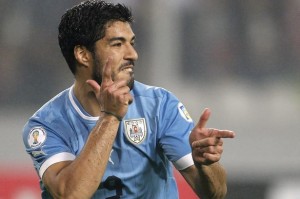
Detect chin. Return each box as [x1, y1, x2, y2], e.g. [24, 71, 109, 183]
[128, 77, 134, 90]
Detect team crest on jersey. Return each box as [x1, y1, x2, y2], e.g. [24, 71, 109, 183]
[124, 118, 147, 144]
[28, 127, 47, 148]
[178, 102, 193, 123]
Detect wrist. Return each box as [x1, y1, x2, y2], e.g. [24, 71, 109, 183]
[100, 110, 123, 121]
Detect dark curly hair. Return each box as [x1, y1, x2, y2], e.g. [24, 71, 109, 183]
[58, 0, 133, 74]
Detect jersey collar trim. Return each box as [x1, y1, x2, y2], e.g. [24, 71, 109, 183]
[68, 86, 99, 121]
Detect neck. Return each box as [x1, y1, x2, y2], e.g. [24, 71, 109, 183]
[73, 80, 101, 117]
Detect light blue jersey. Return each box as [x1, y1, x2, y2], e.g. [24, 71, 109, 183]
[23, 81, 195, 199]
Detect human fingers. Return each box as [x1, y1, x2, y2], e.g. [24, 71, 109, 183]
[195, 108, 211, 129]
[198, 145, 223, 155]
[191, 137, 223, 148]
[101, 57, 114, 86]
[202, 153, 221, 163]
[193, 148, 222, 162]
[192, 148, 222, 165]
[86, 79, 100, 96]
[108, 84, 132, 105]
[86, 79, 101, 93]
[105, 79, 129, 92]
[112, 79, 133, 105]
[124, 93, 133, 105]
[209, 129, 235, 139]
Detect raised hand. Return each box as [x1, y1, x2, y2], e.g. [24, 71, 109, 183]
[86, 57, 133, 120]
[189, 108, 235, 166]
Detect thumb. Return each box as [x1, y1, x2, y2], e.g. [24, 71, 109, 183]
[196, 108, 211, 129]
[86, 79, 101, 93]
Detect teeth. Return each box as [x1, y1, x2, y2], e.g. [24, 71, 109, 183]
[123, 68, 133, 72]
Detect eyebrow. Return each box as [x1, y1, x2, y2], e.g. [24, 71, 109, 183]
[108, 35, 136, 43]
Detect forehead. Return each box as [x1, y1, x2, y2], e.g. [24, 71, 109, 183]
[103, 21, 135, 39]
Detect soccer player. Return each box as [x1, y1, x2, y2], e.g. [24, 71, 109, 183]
[22, 1, 235, 198]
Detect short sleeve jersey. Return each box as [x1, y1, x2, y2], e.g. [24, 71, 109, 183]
[22, 81, 195, 199]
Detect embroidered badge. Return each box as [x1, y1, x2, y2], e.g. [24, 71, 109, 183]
[124, 118, 147, 144]
[178, 102, 193, 123]
[28, 127, 47, 148]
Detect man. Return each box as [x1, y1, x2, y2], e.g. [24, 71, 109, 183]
[22, 1, 235, 198]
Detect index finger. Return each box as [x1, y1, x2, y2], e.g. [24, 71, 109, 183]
[196, 108, 211, 129]
[212, 130, 235, 139]
[101, 57, 113, 86]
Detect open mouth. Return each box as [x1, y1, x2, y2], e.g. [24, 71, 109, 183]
[120, 61, 134, 73]
[121, 66, 133, 72]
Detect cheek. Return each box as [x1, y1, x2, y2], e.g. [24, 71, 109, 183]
[95, 52, 122, 80]
[110, 60, 122, 75]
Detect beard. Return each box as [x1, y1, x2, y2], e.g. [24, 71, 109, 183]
[92, 57, 135, 90]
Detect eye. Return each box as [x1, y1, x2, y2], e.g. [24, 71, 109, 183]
[131, 40, 136, 46]
[112, 42, 122, 47]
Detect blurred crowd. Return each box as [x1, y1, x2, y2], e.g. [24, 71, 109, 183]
[0, 0, 299, 105]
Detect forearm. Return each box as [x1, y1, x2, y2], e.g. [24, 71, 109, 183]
[196, 162, 227, 199]
[44, 115, 120, 199]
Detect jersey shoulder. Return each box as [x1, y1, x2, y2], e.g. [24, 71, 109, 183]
[32, 88, 70, 122]
[133, 81, 172, 99]
[131, 81, 193, 122]
[23, 88, 71, 137]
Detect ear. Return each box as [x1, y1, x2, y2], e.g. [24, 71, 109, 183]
[74, 45, 92, 67]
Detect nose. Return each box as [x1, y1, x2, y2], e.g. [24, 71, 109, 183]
[124, 44, 138, 61]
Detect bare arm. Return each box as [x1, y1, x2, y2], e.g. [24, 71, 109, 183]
[181, 108, 235, 199]
[42, 58, 132, 199]
[43, 115, 120, 199]
[180, 163, 227, 199]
